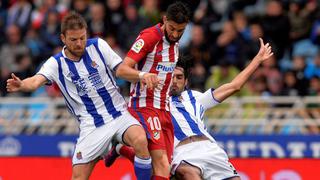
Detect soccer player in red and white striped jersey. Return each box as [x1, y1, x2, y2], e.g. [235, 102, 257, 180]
[116, 2, 191, 180]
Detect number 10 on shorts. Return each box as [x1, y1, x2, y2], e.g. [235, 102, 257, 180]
[147, 117, 161, 131]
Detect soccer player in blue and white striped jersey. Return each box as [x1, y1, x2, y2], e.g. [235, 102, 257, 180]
[170, 38, 273, 180]
[6, 12, 152, 180]
[104, 38, 273, 180]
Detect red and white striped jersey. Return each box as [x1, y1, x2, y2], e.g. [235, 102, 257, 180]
[127, 23, 179, 111]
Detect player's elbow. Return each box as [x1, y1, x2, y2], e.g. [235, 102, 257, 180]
[115, 63, 125, 78]
[229, 82, 242, 92]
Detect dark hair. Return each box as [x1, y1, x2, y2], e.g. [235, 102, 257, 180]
[176, 54, 193, 79]
[166, 1, 190, 24]
[61, 12, 87, 35]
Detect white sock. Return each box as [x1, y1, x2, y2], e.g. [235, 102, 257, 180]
[115, 144, 123, 155]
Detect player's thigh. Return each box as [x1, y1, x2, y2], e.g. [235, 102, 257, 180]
[175, 163, 202, 180]
[161, 110, 174, 163]
[203, 142, 239, 180]
[150, 149, 170, 168]
[72, 121, 117, 165]
[128, 107, 167, 149]
[122, 125, 148, 151]
[113, 112, 146, 146]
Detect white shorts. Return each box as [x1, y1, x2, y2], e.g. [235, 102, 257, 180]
[72, 112, 140, 165]
[171, 140, 239, 180]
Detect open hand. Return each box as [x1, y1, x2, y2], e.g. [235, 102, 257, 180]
[6, 73, 22, 92]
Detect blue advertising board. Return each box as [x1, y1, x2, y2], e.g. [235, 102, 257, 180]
[214, 134, 320, 158]
[0, 135, 319, 158]
[0, 135, 77, 157]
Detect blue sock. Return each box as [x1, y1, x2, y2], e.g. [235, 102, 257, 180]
[134, 156, 152, 180]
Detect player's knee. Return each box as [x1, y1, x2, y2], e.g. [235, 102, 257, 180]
[130, 134, 149, 158]
[152, 155, 169, 169]
[71, 172, 86, 180]
[132, 134, 148, 148]
[125, 126, 148, 149]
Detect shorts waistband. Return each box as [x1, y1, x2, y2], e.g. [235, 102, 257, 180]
[176, 135, 210, 147]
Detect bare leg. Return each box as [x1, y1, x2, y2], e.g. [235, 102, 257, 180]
[72, 158, 99, 180]
[123, 125, 149, 158]
[150, 149, 170, 177]
[175, 163, 201, 180]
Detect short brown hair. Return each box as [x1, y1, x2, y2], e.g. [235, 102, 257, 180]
[166, 2, 190, 24]
[61, 12, 87, 35]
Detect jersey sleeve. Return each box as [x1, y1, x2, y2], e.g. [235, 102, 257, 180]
[197, 88, 220, 110]
[97, 38, 122, 71]
[36, 57, 58, 85]
[126, 32, 158, 63]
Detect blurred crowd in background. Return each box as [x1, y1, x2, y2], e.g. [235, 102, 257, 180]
[1, 0, 320, 98]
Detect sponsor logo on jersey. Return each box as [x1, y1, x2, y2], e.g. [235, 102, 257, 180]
[131, 39, 144, 53]
[156, 62, 175, 72]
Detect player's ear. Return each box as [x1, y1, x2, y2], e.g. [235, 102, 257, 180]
[163, 15, 167, 24]
[185, 78, 188, 87]
[60, 33, 66, 44]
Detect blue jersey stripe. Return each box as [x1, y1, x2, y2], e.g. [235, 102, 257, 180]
[65, 59, 104, 127]
[53, 53, 77, 119]
[93, 40, 127, 106]
[83, 51, 122, 119]
[172, 96, 203, 136]
[187, 90, 197, 116]
[171, 113, 187, 140]
[133, 98, 150, 139]
[93, 42, 118, 88]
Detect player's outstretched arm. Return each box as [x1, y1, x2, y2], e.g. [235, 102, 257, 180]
[213, 38, 273, 102]
[6, 73, 47, 92]
[116, 57, 160, 90]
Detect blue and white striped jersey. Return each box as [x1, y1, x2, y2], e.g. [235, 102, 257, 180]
[37, 38, 127, 133]
[170, 89, 220, 147]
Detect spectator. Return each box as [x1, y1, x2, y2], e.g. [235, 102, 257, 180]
[304, 51, 320, 79]
[118, 3, 151, 51]
[261, 0, 290, 59]
[280, 70, 299, 96]
[87, 2, 108, 38]
[39, 8, 62, 53]
[213, 21, 250, 69]
[104, 0, 125, 37]
[70, 0, 90, 21]
[6, 0, 32, 35]
[138, 0, 160, 25]
[288, 0, 312, 43]
[0, 24, 30, 96]
[183, 24, 212, 71]
[31, 0, 67, 29]
[290, 55, 309, 95]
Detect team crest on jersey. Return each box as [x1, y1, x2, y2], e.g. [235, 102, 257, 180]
[153, 131, 160, 140]
[67, 71, 74, 78]
[91, 60, 99, 69]
[131, 39, 144, 53]
[76, 152, 82, 160]
[171, 101, 184, 108]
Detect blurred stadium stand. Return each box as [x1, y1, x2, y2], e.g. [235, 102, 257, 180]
[1, 96, 319, 135]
